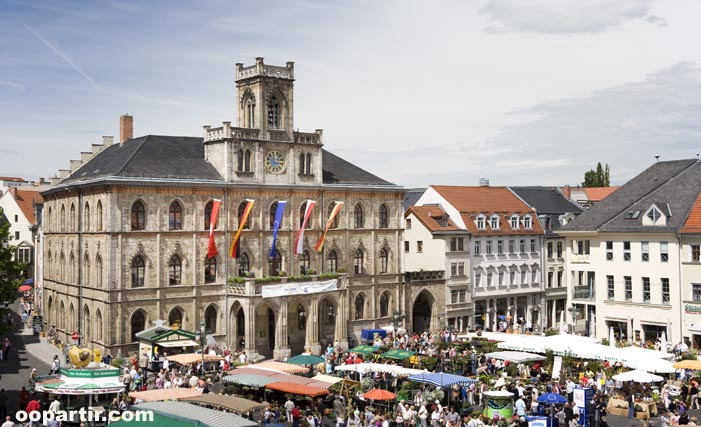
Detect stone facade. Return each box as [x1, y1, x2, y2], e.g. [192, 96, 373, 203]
[40, 58, 443, 359]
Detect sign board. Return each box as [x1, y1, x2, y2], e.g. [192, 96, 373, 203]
[60, 368, 120, 378]
[262, 279, 337, 298]
[552, 356, 562, 381]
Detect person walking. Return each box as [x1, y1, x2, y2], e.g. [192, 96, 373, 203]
[286, 398, 296, 423]
[690, 381, 699, 409]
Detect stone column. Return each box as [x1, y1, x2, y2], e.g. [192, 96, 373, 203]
[306, 297, 320, 355]
[244, 301, 258, 360]
[334, 292, 349, 351]
[274, 301, 291, 361]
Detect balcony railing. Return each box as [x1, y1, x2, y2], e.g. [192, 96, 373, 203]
[570, 254, 590, 264]
[573, 286, 595, 300]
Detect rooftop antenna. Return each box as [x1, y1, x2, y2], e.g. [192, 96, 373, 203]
[697, 153, 700, 162]
[654, 155, 660, 162]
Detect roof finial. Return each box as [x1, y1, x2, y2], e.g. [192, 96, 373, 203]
[697, 153, 699, 162]
[654, 155, 660, 162]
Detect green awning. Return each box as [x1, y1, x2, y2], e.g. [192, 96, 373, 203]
[382, 349, 416, 360]
[109, 413, 199, 427]
[348, 345, 376, 355]
[287, 354, 325, 365]
[222, 374, 277, 387]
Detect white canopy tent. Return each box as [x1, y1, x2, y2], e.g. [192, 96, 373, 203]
[334, 363, 424, 377]
[485, 351, 546, 363]
[612, 369, 664, 383]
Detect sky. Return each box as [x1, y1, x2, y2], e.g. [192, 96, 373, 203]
[2, 0, 701, 188]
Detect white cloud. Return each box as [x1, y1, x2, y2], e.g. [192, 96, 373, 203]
[480, 0, 657, 33]
[0, 80, 24, 91]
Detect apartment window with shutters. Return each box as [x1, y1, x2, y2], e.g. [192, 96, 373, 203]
[450, 238, 456, 252]
[607, 276, 614, 300]
[475, 273, 481, 287]
[623, 241, 631, 261]
[458, 262, 465, 276]
[509, 240, 515, 254]
[641, 241, 649, 262]
[692, 245, 701, 262]
[451, 263, 458, 276]
[474, 241, 481, 255]
[404, 241, 409, 252]
[486, 241, 493, 255]
[451, 290, 458, 304]
[490, 216, 499, 230]
[661, 241, 669, 262]
[477, 217, 485, 230]
[662, 278, 670, 304]
[521, 270, 527, 285]
[487, 273, 493, 286]
[547, 242, 553, 259]
[497, 240, 504, 254]
[693, 283, 701, 302]
[557, 271, 563, 287]
[510, 271, 516, 285]
[417, 241, 423, 252]
[642, 277, 650, 303]
[499, 272, 504, 286]
[547, 271, 553, 288]
[519, 239, 525, 253]
[531, 239, 536, 253]
[625, 276, 632, 301]
[532, 270, 537, 284]
[557, 241, 563, 258]
[405, 219, 412, 229]
[606, 241, 613, 261]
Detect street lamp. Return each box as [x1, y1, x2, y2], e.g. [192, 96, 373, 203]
[391, 310, 404, 334]
[197, 319, 206, 376]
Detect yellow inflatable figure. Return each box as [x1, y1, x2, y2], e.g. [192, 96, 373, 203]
[68, 346, 93, 368]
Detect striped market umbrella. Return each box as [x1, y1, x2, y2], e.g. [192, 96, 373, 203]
[223, 374, 277, 387]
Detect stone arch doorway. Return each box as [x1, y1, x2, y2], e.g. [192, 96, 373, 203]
[230, 301, 245, 350]
[288, 299, 308, 355]
[255, 303, 276, 358]
[412, 291, 434, 333]
[318, 297, 337, 350]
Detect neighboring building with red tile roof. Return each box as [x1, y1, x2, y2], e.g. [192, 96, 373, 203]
[0, 187, 43, 279]
[407, 185, 545, 332]
[563, 186, 619, 209]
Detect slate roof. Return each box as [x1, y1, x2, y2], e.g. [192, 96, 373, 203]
[321, 149, 395, 186]
[510, 187, 583, 214]
[561, 159, 701, 233]
[53, 135, 396, 189]
[403, 188, 426, 211]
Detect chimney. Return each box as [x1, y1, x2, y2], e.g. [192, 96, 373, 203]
[479, 178, 490, 187]
[120, 114, 133, 144]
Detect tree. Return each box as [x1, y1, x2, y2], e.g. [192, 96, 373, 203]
[0, 208, 26, 304]
[582, 162, 611, 187]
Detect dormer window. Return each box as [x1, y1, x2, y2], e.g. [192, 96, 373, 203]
[476, 215, 486, 230]
[523, 215, 532, 229]
[643, 204, 667, 226]
[490, 215, 499, 230]
[625, 211, 641, 219]
[647, 207, 662, 223]
[510, 215, 519, 230]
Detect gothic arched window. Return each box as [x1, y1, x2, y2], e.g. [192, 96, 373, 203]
[300, 251, 311, 275]
[269, 249, 282, 276]
[84, 202, 90, 232]
[299, 153, 306, 175]
[328, 203, 339, 229]
[204, 200, 218, 230]
[379, 204, 389, 229]
[169, 201, 183, 230]
[131, 310, 145, 342]
[355, 294, 365, 320]
[96, 200, 103, 231]
[379, 248, 389, 273]
[131, 256, 145, 288]
[268, 95, 280, 129]
[354, 204, 364, 228]
[131, 200, 145, 230]
[354, 249, 364, 275]
[327, 250, 338, 272]
[169, 255, 182, 285]
[238, 202, 251, 230]
[246, 98, 255, 128]
[244, 150, 251, 171]
[237, 149, 244, 172]
[205, 257, 216, 283]
[380, 292, 390, 317]
[238, 253, 250, 276]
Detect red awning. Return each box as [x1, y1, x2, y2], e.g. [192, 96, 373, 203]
[266, 382, 329, 397]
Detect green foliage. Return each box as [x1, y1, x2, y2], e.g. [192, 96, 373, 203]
[228, 276, 246, 283]
[318, 272, 338, 280]
[582, 162, 611, 187]
[0, 211, 25, 304]
[111, 357, 124, 369]
[544, 328, 560, 336]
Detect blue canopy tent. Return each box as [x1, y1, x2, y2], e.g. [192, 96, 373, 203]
[361, 329, 387, 342]
[407, 372, 476, 387]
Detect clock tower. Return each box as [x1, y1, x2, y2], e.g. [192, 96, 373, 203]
[203, 57, 323, 185]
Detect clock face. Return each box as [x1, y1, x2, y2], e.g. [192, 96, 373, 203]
[265, 151, 286, 174]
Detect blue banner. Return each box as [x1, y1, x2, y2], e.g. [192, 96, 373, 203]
[270, 201, 286, 257]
